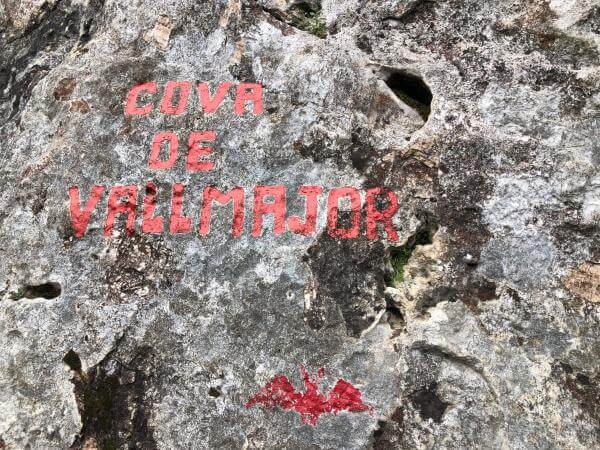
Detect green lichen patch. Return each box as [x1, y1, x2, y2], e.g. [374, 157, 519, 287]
[8, 288, 26, 301]
[290, 7, 326, 39]
[261, 3, 327, 38]
[389, 228, 433, 286]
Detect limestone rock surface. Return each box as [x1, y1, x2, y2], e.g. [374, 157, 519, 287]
[0, 0, 599, 448]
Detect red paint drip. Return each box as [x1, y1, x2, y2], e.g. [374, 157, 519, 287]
[245, 366, 372, 425]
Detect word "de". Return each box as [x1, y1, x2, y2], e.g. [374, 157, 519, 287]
[149, 131, 215, 172]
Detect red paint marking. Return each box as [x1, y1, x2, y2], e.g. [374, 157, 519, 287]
[160, 81, 192, 115]
[234, 83, 264, 116]
[198, 82, 232, 113]
[69, 185, 105, 237]
[365, 187, 399, 243]
[186, 131, 216, 172]
[199, 186, 245, 237]
[287, 185, 323, 236]
[68, 184, 401, 240]
[245, 366, 372, 425]
[124, 82, 264, 116]
[149, 131, 179, 170]
[141, 182, 164, 234]
[252, 185, 286, 237]
[124, 82, 157, 115]
[327, 187, 362, 239]
[169, 183, 191, 234]
[103, 185, 138, 237]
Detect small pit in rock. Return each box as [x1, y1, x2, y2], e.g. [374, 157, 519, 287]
[10, 282, 62, 300]
[63, 350, 83, 373]
[263, 2, 326, 39]
[387, 226, 435, 287]
[290, 4, 326, 38]
[384, 70, 433, 121]
[208, 387, 221, 398]
[410, 382, 449, 423]
[372, 407, 405, 449]
[385, 301, 405, 330]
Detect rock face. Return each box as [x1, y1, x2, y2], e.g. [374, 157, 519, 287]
[0, 0, 599, 448]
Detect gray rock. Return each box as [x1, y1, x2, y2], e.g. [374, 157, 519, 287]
[0, 0, 599, 448]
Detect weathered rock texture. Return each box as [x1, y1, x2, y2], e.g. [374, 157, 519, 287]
[0, 0, 599, 448]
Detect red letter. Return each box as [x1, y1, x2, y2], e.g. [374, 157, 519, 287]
[186, 131, 216, 172]
[288, 186, 323, 236]
[141, 182, 164, 234]
[199, 186, 245, 237]
[149, 131, 178, 170]
[160, 81, 192, 115]
[365, 188, 399, 242]
[234, 83, 263, 116]
[69, 186, 105, 238]
[104, 185, 138, 236]
[125, 82, 156, 115]
[198, 82, 232, 114]
[169, 183, 191, 234]
[327, 187, 361, 239]
[252, 186, 286, 236]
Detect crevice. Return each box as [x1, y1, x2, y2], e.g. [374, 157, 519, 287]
[372, 406, 405, 449]
[381, 0, 435, 23]
[69, 345, 158, 450]
[385, 301, 404, 329]
[409, 382, 448, 423]
[383, 70, 433, 122]
[386, 222, 437, 287]
[0, 0, 105, 125]
[414, 342, 500, 404]
[10, 282, 62, 300]
[63, 349, 83, 373]
[259, 2, 326, 38]
[414, 343, 483, 373]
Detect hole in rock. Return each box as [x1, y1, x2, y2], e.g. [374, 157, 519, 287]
[287, 2, 327, 39]
[372, 406, 405, 449]
[385, 302, 405, 330]
[10, 282, 62, 300]
[577, 373, 591, 386]
[387, 224, 436, 287]
[384, 70, 433, 121]
[208, 387, 221, 398]
[63, 350, 82, 373]
[386, 302, 403, 319]
[373, 419, 386, 439]
[410, 382, 448, 423]
[23, 282, 62, 299]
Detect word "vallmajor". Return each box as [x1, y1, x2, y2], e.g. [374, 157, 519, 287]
[69, 184, 400, 241]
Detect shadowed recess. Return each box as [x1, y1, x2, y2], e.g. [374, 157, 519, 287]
[69, 346, 157, 449]
[387, 225, 436, 287]
[63, 350, 83, 373]
[10, 282, 62, 300]
[410, 382, 449, 423]
[385, 70, 433, 121]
